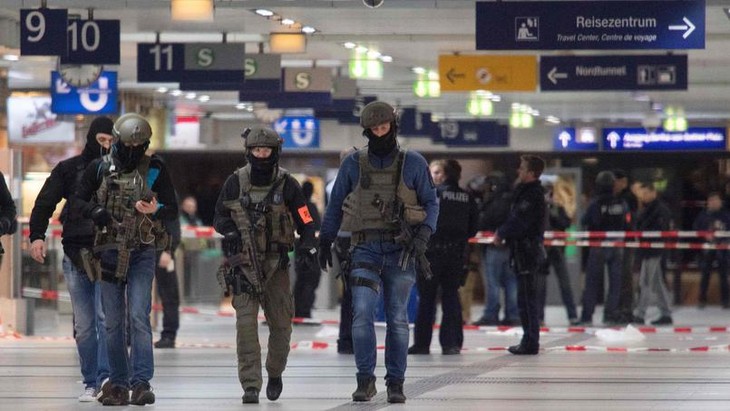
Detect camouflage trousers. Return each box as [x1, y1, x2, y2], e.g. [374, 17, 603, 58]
[232, 267, 293, 391]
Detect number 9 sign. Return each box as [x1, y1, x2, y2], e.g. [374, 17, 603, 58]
[20, 8, 68, 56]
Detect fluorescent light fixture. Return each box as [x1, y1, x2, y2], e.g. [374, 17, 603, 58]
[185, 92, 197, 100]
[156, 87, 168, 93]
[170, 90, 183, 96]
[281, 18, 295, 25]
[343, 42, 356, 49]
[2, 54, 19, 61]
[171, 0, 214, 21]
[255, 9, 274, 17]
[411, 67, 426, 74]
[545, 116, 561, 124]
[302, 26, 317, 34]
[366, 50, 381, 59]
[355, 46, 369, 54]
[198, 95, 210, 102]
[380, 55, 392, 63]
[236, 103, 248, 110]
[270, 32, 307, 53]
[490, 95, 501, 102]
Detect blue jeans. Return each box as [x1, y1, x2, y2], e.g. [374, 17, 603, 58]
[482, 246, 518, 322]
[63, 256, 110, 390]
[99, 247, 156, 388]
[350, 242, 416, 384]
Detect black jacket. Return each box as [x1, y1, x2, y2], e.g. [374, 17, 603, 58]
[430, 179, 478, 250]
[636, 199, 672, 258]
[497, 180, 546, 241]
[0, 171, 17, 234]
[29, 117, 113, 255]
[478, 187, 512, 232]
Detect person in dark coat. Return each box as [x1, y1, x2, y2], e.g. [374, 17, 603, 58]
[693, 192, 730, 308]
[294, 181, 323, 318]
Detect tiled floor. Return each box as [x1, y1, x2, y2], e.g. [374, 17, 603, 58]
[3, 305, 730, 410]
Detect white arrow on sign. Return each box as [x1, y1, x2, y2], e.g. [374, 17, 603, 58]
[55, 78, 71, 94]
[547, 67, 568, 85]
[669, 17, 696, 39]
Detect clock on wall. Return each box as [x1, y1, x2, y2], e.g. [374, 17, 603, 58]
[57, 62, 104, 88]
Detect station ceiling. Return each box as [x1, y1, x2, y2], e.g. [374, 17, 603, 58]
[1, 0, 729, 125]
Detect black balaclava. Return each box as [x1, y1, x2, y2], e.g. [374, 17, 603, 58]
[363, 121, 398, 157]
[246, 147, 279, 186]
[113, 140, 149, 171]
[82, 117, 114, 161]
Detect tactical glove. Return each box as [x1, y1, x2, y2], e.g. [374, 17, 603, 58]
[90, 206, 111, 228]
[0, 217, 17, 235]
[222, 231, 243, 257]
[412, 225, 431, 256]
[318, 238, 333, 270]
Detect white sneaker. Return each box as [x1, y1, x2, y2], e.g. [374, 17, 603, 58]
[78, 386, 97, 402]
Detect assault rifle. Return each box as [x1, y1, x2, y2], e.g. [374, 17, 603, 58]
[376, 198, 433, 281]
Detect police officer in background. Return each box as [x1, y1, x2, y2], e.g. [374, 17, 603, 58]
[29, 117, 112, 402]
[409, 159, 477, 355]
[319, 101, 438, 403]
[293, 181, 323, 318]
[75, 113, 178, 406]
[493, 155, 547, 355]
[214, 127, 317, 404]
[579, 170, 630, 325]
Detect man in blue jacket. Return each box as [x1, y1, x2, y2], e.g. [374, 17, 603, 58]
[319, 101, 438, 403]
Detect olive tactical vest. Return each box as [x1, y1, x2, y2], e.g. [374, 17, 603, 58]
[341, 148, 419, 236]
[225, 165, 296, 274]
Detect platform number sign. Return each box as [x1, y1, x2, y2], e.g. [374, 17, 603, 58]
[60, 19, 120, 64]
[137, 43, 185, 83]
[20, 8, 68, 56]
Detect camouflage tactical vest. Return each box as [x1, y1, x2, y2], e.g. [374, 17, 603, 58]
[224, 165, 296, 273]
[341, 148, 419, 236]
[94, 154, 168, 251]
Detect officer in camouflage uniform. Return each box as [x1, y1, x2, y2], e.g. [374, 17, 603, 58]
[319, 101, 438, 404]
[213, 127, 317, 404]
[75, 113, 178, 406]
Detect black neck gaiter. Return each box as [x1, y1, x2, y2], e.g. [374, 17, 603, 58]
[364, 126, 398, 157]
[114, 142, 148, 171]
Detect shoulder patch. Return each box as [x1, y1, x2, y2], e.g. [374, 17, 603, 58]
[298, 205, 314, 224]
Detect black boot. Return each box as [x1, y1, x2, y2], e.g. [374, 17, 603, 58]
[508, 344, 539, 355]
[130, 382, 155, 406]
[242, 387, 259, 404]
[266, 376, 283, 401]
[386, 381, 406, 404]
[352, 376, 376, 402]
[101, 385, 129, 406]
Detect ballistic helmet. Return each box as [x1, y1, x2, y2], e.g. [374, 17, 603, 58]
[112, 113, 152, 145]
[243, 127, 282, 149]
[360, 101, 396, 129]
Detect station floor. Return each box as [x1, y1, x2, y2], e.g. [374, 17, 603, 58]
[3, 305, 730, 410]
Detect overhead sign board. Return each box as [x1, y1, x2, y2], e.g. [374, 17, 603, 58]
[137, 43, 185, 83]
[60, 19, 120, 64]
[51, 71, 117, 114]
[439, 55, 537, 92]
[20, 8, 67, 56]
[241, 54, 282, 91]
[553, 127, 600, 151]
[476, 0, 705, 50]
[541, 55, 687, 91]
[283, 68, 332, 93]
[603, 127, 726, 151]
[431, 120, 509, 147]
[181, 43, 245, 85]
[273, 116, 320, 149]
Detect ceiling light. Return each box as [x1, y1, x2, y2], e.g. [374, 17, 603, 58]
[412, 67, 426, 74]
[546, 116, 561, 124]
[301, 26, 316, 34]
[380, 55, 392, 63]
[255, 9, 274, 17]
[198, 95, 210, 102]
[236, 103, 247, 110]
[170, 90, 183, 96]
[281, 18, 295, 25]
[367, 50, 381, 59]
[171, 0, 214, 21]
[2, 54, 19, 61]
[343, 42, 356, 49]
[156, 87, 168, 93]
[185, 92, 197, 99]
[355, 46, 368, 53]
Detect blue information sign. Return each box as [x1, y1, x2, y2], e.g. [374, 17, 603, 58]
[60, 19, 120, 64]
[476, 1, 705, 50]
[541, 55, 687, 91]
[20, 8, 67, 56]
[399, 108, 433, 137]
[431, 120, 509, 147]
[137, 43, 185, 83]
[553, 128, 600, 151]
[273, 116, 320, 149]
[602, 127, 726, 151]
[51, 71, 117, 115]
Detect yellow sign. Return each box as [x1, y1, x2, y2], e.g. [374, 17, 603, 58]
[438, 55, 537, 92]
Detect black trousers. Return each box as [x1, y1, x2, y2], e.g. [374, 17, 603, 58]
[155, 262, 180, 340]
[412, 254, 464, 350]
[517, 272, 540, 349]
[294, 252, 322, 318]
